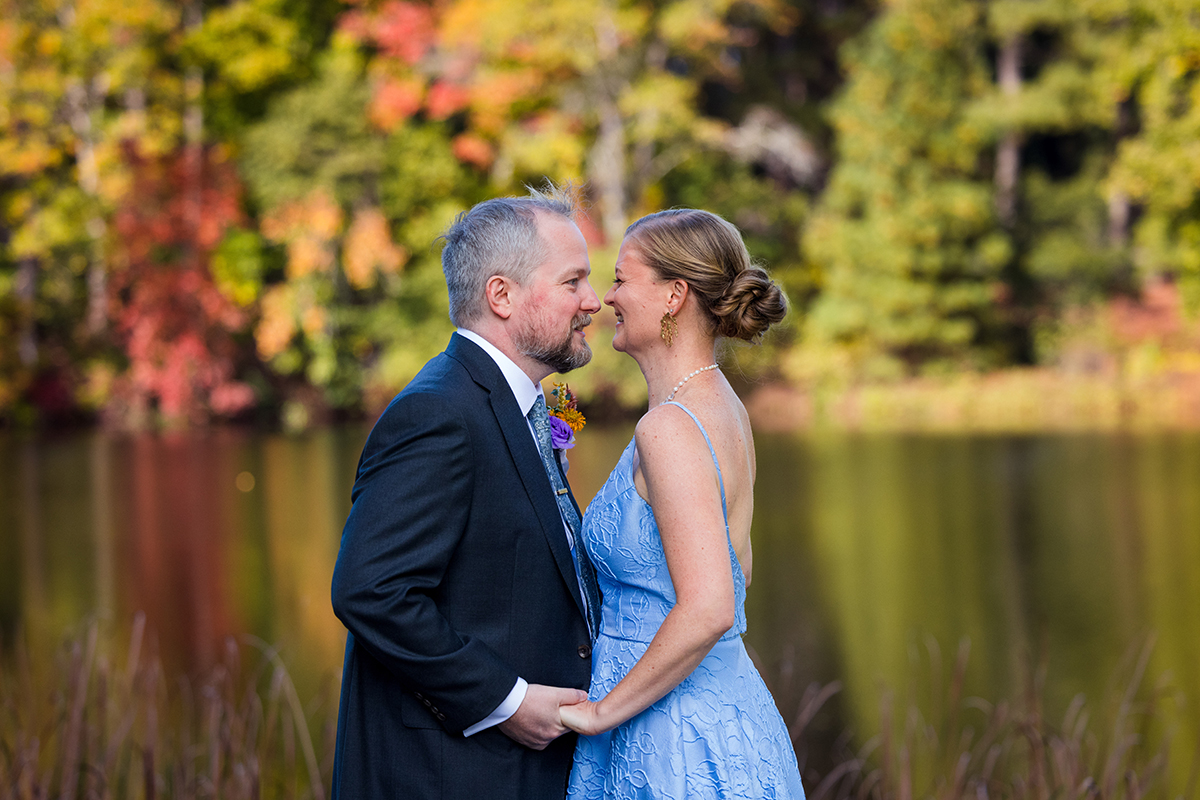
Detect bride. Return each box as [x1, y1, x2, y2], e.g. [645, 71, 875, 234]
[560, 209, 805, 799]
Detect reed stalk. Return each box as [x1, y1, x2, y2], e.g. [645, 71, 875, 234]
[0, 616, 333, 799]
[787, 639, 1194, 800]
[4, 624, 1192, 799]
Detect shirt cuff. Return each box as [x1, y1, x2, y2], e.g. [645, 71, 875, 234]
[462, 677, 528, 737]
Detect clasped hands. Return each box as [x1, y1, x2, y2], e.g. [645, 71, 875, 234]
[498, 683, 610, 750]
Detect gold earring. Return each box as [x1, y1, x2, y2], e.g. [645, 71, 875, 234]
[660, 310, 677, 346]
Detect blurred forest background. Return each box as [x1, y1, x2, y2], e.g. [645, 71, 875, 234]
[3, 0, 1200, 431]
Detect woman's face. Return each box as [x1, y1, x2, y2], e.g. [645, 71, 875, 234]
[604, 239, 670, 355]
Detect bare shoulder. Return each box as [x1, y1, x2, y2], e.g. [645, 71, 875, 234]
[634, 402, 710, 460]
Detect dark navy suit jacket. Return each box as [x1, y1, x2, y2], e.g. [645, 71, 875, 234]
[331, 334, 593, 799]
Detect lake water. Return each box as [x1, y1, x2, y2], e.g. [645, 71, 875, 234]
[1, 425, 1197, 787]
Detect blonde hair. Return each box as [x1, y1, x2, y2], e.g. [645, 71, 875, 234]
[625, 209, 787, 341]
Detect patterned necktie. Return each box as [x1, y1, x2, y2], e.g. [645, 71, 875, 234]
[528, 395, 600, 640]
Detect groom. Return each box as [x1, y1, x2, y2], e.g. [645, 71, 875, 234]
[330, 186, 602, 799]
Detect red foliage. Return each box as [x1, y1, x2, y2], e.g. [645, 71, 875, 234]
[426, 80, 470, 119]
[369, 77, 424, 130]
[1108, 279, 1184, 344]
[371, 1, 436, 65]
[341, 1, 435, 65]
[451, 132, 493, 169]
[108, 146, 256, 425]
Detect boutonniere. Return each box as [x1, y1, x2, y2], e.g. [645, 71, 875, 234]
[547, 382, 585, 451]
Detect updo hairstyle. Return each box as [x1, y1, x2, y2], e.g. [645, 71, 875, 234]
[624, 209, 788, 342]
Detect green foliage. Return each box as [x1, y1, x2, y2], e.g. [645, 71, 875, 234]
[212, 227, 266, 307]
[1021, 153, 1127, 301]
[1102, 0, 1200, 303]
[242, 42, 383, 211]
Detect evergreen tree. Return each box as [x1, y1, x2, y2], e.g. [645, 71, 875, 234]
[976, 0, 1128, 361]
[1102, 0, 1200, 304]
[804, 0, 1010, 376]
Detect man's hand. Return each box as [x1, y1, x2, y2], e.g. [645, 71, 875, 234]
[498, 684, 589, 750]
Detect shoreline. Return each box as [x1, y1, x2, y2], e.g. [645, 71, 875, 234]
[744, 369, 1200, 433]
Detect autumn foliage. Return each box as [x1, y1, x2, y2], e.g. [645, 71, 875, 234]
[107, 147, 254, 425]
[3, 0, 1200, 429]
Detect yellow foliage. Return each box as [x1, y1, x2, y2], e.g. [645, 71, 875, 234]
[343, 207, 406, 290]
[256, 285, 297, 360]
[262, 191, 343, 279]
[36, 30, 61, 57]
[300, 303, 326, 337]
[658, 2, 731, 52]
[287, 237, 332, 279]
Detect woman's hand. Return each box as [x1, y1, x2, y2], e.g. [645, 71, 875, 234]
[559, 698, 610, 736]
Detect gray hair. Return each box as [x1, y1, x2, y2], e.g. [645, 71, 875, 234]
[440, 184, 578, 328]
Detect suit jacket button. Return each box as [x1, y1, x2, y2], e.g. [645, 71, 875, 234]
[577, 644, 591, 659]
[422, 698, 432, 707]
[436, 712, 446, 721]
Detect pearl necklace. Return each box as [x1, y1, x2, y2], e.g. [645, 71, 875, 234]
[665, 364, 719, 402]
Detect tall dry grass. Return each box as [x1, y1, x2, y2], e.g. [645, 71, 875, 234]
[0, 615, 334, 800]
[5, 622, 1195, 799]
[786, 639, 1198, 800]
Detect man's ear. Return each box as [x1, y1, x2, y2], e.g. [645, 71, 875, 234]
[485, 274, 515, 319]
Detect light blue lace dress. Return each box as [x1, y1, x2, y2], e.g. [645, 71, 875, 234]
[567, 402, 806, 800]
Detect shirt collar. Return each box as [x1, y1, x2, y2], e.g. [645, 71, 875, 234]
[455, 328, 543, 415]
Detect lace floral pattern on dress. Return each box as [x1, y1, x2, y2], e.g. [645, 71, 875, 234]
[567, 404, 806, 800]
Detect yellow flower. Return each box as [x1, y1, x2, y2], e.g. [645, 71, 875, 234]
[558, 407, 586, 432]
[548, 382, 586, 434]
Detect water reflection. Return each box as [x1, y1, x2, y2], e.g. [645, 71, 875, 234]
[1, 427, 1197, 789]
[743, 432, 1200, 792]
[0, 429, 364, 685]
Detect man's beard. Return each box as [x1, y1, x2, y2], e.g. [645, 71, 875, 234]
[515, 312, 594, 374]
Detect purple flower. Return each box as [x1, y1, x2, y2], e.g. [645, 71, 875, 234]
[548, 415, 576, 449]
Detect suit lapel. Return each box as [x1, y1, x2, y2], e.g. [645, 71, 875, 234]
[447, 335, 590, 624]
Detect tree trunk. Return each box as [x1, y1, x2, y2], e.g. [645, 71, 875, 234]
[629, 41, 667, 219]
[1108, 191, 1130, 247]
[995, 34, 1022, 228]
[588, 14, 626, 245]
[1108, 101, 1133, 248]
[124, 85, 147, 143]
[184, 0, 204, 272]
[589, 101, 627, 246]
[16, 256, 38, 367]
[65, 78, 110, 337]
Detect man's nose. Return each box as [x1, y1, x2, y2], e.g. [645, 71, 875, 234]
[581, 280, 602, 313]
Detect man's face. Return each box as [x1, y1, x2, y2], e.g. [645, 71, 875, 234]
[512, 214, 602, 375]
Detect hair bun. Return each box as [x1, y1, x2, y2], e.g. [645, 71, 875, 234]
[624, 208, 788, 341]
[712, 267, 788, 341]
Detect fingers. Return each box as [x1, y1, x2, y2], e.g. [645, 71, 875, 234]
[557, 687, 590, 705]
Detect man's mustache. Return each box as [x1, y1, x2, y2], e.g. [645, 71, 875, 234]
[573, 314, 592, 331]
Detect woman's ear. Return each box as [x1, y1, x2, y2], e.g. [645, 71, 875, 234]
[667, 279, 690, 312]
[485, 274, 515, 319]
